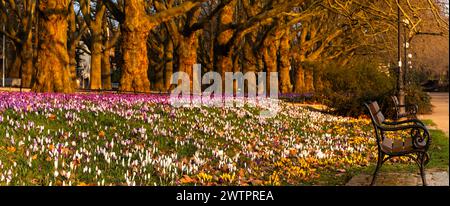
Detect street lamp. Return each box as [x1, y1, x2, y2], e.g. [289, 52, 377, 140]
[396, 2, 411, 113]
[2, 23, 5, 88]
[407, 53, 413, 84]
[404, 18, 410, 89]
[397, 3, 405, 111]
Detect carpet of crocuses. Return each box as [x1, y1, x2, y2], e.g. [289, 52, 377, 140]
[0, 91, 388, 186]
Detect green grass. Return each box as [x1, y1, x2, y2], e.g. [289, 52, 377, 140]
[421, 119, 437, 127]
[427, 129, 449, 169]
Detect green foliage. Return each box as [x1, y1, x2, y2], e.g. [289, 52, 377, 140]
[315, 61, 396, 117]
[404, 83, 433, 114]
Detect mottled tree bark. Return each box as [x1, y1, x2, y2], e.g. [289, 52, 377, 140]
[0, 0, 36, 88]
[80, 1, 107, 90]
[242, 36, 258, 92]
[68, 3, 82, 89]
[9, 49, 21, 79]
[90, 35, 103, 90]
[33, 0, 74, 93]
[279, 29, 292, 94]
[101, 14, 119, 90]
[152, 66, 165, 91]
[178, 33, 199, 91]
[293, 62, 305, 94]
[262, 33, 279, 94]
[120, 0, 151, 92]
[304, 66, 314, 93]
[119, 0, 198, 92]
[20, 38, 34, 88]
[164, 39, 174, 91]
[101, 47, 112, 90]
[217, 53, 233, 88]
[6, 24, 33, 88]
[68, 45, 78, 89]
[216, 1, 236, 90]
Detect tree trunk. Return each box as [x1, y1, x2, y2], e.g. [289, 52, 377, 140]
[279, 30, 291, 94]
[263, 44, 278, 94]
[68, 45, 78, 89]
[120, 31, 151, 92]
[304, 66, 314, 93]
[20, 39, 34, 88]
[33, 0, 73, 93]
[120, 0, 151, 92]
[293, 63, 305, 94]
[86, 3, 107, 90]
[217, 53, 233, 90]
[313, 67, 323, 92]
[262, 31, 280, 95]
[152, 68, 164, 91]
[90, 34, 103, 90]
[216, 1, 236, 91]
[178, 33, 199, 92]
[164, 39, 174, 91]
[68, 0, 80, 90]
[242, 38, 258, 92]
[101, 47, 112, 90]
[9, 47, 21, 78]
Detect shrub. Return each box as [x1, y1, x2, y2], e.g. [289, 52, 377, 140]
[405, 84, 433, 114]
[313, 61, 433, 117]
[314, 61, 396, 117]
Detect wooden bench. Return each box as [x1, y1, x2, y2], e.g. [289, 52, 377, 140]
[391, 95, 418, 120]
[364, 101, 431, 186]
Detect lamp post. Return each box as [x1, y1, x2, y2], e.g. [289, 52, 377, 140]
[407, 53, 413, 84]
[2, 23, 5, 88]
[397, 2, 405, 112]
[403, 18, 410, 89]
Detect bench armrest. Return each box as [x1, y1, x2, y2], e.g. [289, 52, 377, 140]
[396, 104, 419, 114]
[382, 119, 425, 127]
[377, 124, 431, 150]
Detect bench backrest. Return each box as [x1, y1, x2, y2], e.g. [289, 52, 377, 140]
[364, 101, 385, 145]
[391, 95, 400, 118]
[365, 101, 385, 125]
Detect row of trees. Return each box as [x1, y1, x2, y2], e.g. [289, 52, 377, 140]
[0, 0, 448, 93]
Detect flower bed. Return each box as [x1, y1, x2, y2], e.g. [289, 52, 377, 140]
[0, 92, 385, 186]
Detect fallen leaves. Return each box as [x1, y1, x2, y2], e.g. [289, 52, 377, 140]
[180, 175, 196, 184]
[48, 114, 56, 121]
[99, 131, 105, 138]
[249, 179, 263, 185]
[7, 146, 16, 153]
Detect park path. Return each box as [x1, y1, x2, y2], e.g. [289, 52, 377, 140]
[419, 92, 449, 135]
